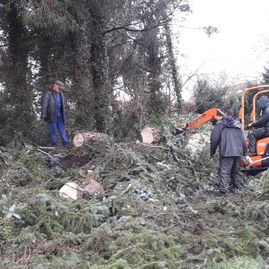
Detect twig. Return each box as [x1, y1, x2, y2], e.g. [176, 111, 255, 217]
[122, 183, 132, 194]
[0, 151, 9, 165]
[38, 146, 56, 150]
[37, 148, 53, 158]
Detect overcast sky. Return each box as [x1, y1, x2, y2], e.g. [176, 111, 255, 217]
[173, 0, 269, 99]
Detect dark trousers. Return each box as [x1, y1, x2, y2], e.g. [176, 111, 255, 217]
[47, 114, 68, 146]
[248, 127, 267, 154]
[218, 156, 244, 193]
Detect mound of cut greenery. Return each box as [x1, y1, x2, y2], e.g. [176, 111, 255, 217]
[0, 120, 269, 268]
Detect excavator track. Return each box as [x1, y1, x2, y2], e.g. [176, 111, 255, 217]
[241, 166, 268, 176]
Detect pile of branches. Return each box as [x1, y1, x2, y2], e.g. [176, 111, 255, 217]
[0, 123, 268, 269]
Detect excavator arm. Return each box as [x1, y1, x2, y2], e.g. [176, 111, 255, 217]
[185, 108, 224, 131]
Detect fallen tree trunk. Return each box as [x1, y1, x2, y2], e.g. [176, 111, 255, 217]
[73, 132, 110, 148]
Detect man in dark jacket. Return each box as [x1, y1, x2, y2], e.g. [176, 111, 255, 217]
[248, 95, 269, 155]
[41, 80, 68, 147]
[210, 108, 247, 195]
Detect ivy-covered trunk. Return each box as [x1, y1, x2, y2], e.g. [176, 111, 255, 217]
[37, 34, 57, 97]
[143, 19, 163, 116]
[69, 30, 95, 128]
[164, 23, 182, 113]
[89, 8, 110, 133]
[5, 3, 34, 132]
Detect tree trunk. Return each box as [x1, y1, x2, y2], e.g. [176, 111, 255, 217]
[89, 6, 110, 133]
[143, 17, 163, 116]
[6, 3, 34, 131]
[38, 35, 56, 92]
[164, 23, 182, 113]
[70, 31, 95, 127]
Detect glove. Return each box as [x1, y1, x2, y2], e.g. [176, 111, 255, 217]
[211, 119, 218, 126]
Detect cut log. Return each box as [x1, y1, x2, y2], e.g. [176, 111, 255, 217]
[58, 170, 104, 200]
[73, 132, 109, 148]
[59, 182, 83, 200]
[140, 126, 161, 144]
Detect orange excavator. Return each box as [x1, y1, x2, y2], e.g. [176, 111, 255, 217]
[179, 85, 269, 175]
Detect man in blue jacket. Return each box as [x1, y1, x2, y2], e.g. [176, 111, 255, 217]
[41, 80, 68, 147]
[248, 95, 269, 156]
[210, 108, 247, 195]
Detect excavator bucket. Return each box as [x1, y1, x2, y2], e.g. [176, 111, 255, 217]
[175, 127, 186, 135]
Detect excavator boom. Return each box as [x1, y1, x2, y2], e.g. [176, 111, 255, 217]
[185, 108, 224, 131]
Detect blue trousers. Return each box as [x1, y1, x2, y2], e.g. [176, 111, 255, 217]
[47, 114, 68, 146]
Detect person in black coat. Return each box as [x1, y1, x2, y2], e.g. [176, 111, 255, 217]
[248, 95, 269, 155]
[210, 108, 247, 195]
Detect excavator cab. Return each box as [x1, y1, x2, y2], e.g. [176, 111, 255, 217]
[240, 85, 269, 173]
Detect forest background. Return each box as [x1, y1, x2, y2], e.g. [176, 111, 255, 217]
[0, 0, 269, 146]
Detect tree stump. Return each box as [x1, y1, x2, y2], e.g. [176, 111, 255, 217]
[140, 126, 161, 144]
